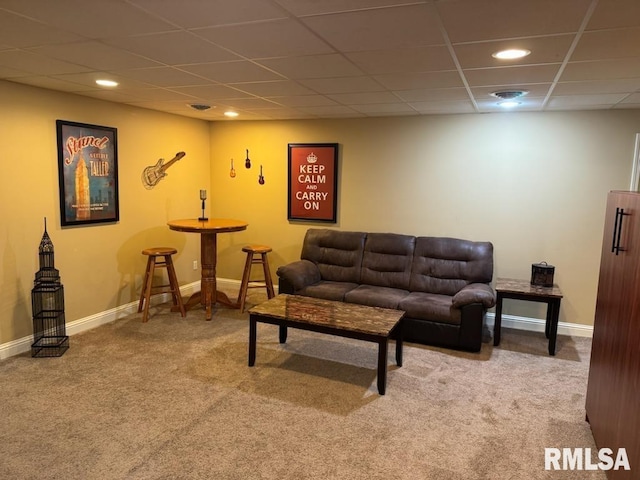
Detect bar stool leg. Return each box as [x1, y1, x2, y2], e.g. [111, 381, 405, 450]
[165, 254, 186, 317]
[238, 252, 254, 313]
[140, 256, 157, 323]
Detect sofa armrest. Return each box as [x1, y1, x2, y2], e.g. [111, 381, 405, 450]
[452, 283, 496, 309]
[276, 260, 321, 291]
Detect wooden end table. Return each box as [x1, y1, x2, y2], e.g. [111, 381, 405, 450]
[248, 294, 404, 395]
[493, 278, 563, 355]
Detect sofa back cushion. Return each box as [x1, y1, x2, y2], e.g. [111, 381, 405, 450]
[301, 229, 366, 283]
[360, 233, 415, 290]
[410, 237, 494, 295]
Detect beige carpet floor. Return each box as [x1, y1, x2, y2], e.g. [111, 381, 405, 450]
[0, 292, 605, 480]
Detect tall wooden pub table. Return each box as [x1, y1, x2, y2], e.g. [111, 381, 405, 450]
[168, 218, 248, 320]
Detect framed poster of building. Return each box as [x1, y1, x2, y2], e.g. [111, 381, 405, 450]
[288, 143, 338, 223]
[56, 120, 119, 227]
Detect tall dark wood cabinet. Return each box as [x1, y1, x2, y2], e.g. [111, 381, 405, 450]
[586, 191, 640, 479]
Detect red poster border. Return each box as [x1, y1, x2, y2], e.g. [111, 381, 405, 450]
[287, 143, 338, 223]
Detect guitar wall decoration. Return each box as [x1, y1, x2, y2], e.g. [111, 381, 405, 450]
[142, 151, 186, 189]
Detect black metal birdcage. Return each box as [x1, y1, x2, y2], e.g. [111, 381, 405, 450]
[31, 219, 68, 357]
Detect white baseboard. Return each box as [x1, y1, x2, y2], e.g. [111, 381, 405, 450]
[484, 312, 593, 338]
[0, 281, 201, 361]
[1, 280, 592, 360]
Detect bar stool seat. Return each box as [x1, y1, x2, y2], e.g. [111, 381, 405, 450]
[238, 244, 275, 312]
[138, 247, 186, 323]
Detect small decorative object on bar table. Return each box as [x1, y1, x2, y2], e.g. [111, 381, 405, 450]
[31, 218, 69, 357]
[198, 189, 208, 221]
[531, 261, 555, 287]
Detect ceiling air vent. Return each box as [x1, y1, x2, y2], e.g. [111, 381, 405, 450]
[189, 103, 212, 111]
[489, 90, 528, 100]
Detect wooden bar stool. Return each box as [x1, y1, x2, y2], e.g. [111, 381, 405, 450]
[138, 247, 186, 323]
[237, 245, 275, 312]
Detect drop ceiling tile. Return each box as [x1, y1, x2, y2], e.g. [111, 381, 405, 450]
[193, 19, 334, 59]
[129, 0, 288, 29]
[553, 79, 640, 95]
[464, 64, 561, 87]
[104, 31, 241, 66]
[31, 41, 161, 71]
[561, 58, 640, 81]
[0, 50, 91, 76]
[437, 0, 593, 43]
[350, 103, 415, 114]
[0, 9, 82, 48]
[394, 87, 470, 103]
[374, 71, 463, 90]
[408, 100, 476, 114]
[547, 93, 628, 107]
[298, 76, 384, 94]
[619, 93, 640, 104]
[587, 0, 640, 30]
[273, 0, 417, 16]
[110, 87, 197, 102]
[6, 75, 95, 92]
[230, 80, 315, 97]
[113, 67, 212, 87]
[572, 28, 640, 61]
[297, 105, 363, 116]
[180, 61, 284, 83]
[346, 45, 455, 75]
[51, 72, 152, 89]
[170, 84, 254, 100]
[327, 91, 400, 105]
[267, 95, 338, 107]
[218, 97, 283, 109]
[257, 54, 364, 79]
[0, 0, 176, 38]
[255, 108, 314, 119]
[453, 35, 574, 69]
[302, 4, 444, 52]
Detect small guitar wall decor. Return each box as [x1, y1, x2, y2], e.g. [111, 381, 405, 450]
[245, 149, 251, 169]
[258, 165, 265, 185]
[230, 158, 236, 178]
[142, 151, 186, 189]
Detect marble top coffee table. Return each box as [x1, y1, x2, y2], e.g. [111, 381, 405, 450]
[248, 294, 404, 395]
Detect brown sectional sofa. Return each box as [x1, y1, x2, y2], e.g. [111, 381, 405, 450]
[276, 228, 496, 352]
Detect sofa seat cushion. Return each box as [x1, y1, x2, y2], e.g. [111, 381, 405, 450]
[344, 285, 410, 309]
[398, 292, 461, 325]
[298, 281, 359, 302]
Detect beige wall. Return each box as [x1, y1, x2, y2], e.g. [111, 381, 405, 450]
[210, 112, 639, 327]
[2, 78, 639, 347]
[0, 80, 210, 344]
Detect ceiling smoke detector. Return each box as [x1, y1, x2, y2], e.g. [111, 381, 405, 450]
[189, 103, 212, 111]
[490, 90, 528, 100]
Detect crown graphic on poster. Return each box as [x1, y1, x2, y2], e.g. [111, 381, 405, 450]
[306, 152, 318, 164]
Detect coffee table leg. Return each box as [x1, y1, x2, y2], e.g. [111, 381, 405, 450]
[248, 317, 257, 366]
[279, 325, 287, 344]
[377, 339, 388, 395]
[395, 328, 403, 367]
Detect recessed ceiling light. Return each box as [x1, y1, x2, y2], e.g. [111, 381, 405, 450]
[498, 100, 521, 108]
[224, 111, 239, 118]
[492, 49, 531, 60]
[95, 79, 118, 87]
[490, 90, 529, 100]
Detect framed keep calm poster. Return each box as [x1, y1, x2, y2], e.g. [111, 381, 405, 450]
[56, 120, 119, 227]
[287, 143, 338, 223]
